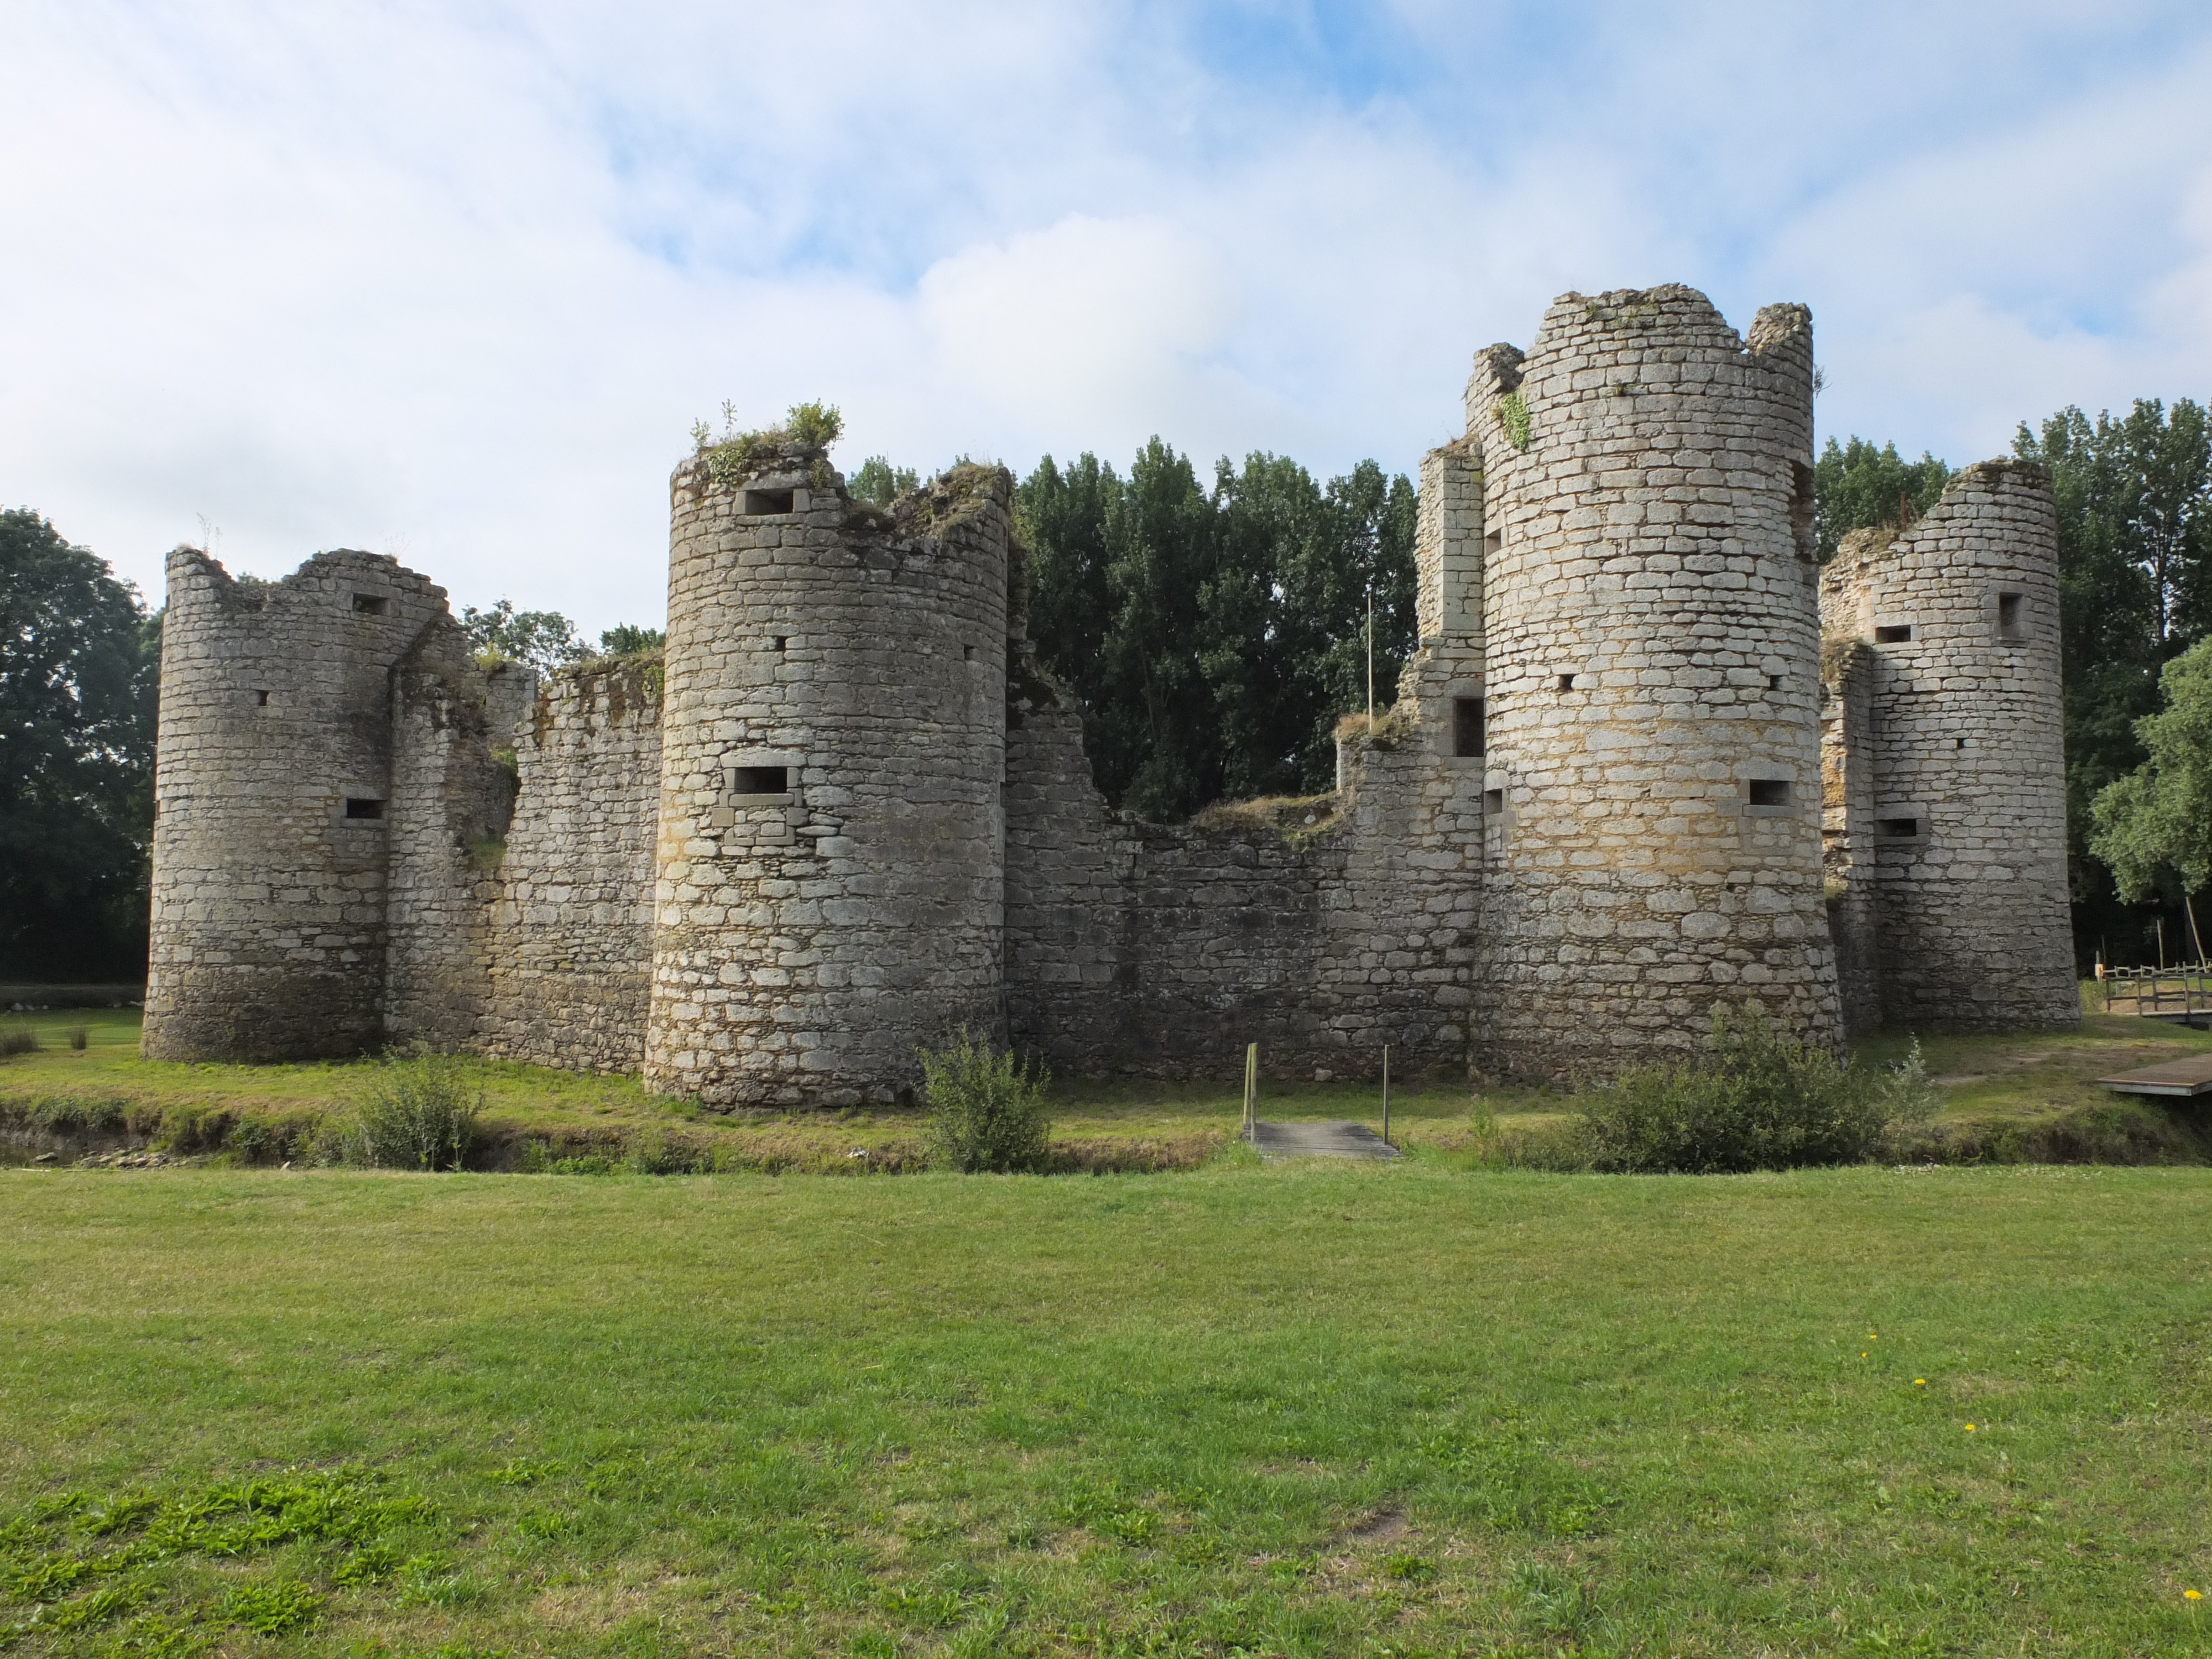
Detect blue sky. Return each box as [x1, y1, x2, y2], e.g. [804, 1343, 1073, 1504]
[6, 0, 2210, 635]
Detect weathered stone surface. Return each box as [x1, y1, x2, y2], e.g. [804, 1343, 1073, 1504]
[477, 658, 660, 1071]
[143, 282, 2077, 1090]
[646, 453, 1010, 1107]
[1817, 462, 2077, 1032]
[1461, 287, 1841, 1076]
[144, 549, 476, 1061]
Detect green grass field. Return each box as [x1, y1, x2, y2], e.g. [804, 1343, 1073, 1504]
[4, 1164, 2211, 1657]
[4, 997, 2211, 1174]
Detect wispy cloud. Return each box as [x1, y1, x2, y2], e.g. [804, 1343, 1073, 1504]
[3, 0, 2207, 632]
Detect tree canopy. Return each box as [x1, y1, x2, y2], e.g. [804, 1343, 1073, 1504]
[849, 456, 920, 508]
[0, 509, 158, 980]
[1811, 436, 1952, 561]
[2015, 400, 2212, 953]
[1018, 442, 1416, 821]
[2089, 636, 2212, 908]
[596, 624, 665, 658]
[460, 601, 589, 671]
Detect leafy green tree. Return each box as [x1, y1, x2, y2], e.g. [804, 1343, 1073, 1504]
[0, 509, 158, 980]
[1016, 442, 1416, 820]
[1019, 451, 1124, 779]
[2088, 637, 2212, 915]
[1811, 436, 1952, 561]
[460, 600, 588, 671]
[597, 624, 664, 657]
[848, 456, 919, 507]
[1211, 453, 1416, 796]
[1099, 439, 1223, 818]
[2017, 400, 2211, 961]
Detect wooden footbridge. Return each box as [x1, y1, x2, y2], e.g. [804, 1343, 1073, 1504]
[1239, 1042, 1403, 1161]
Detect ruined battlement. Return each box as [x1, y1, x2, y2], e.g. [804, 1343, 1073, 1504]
[143, 284, 2077, 1091]
[144, 547, 484, 1061]
[1817, 461, 2074, 1032]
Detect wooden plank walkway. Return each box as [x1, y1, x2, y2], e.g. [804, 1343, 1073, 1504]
[2096, 1053, 2212, 1099]
[1248, 1120, 1401, 1160]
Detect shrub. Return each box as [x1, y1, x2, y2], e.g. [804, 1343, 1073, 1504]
[919, 1029, 1052, 1173]
[344, 1050, 482, 1172]
[1, 1025, 41, 1057]
[66, 1026, 89, 1051]
[784, 400, 843, 450]
[622, 1126, 701, 1175]
[1573, 1001, 1916, 1173]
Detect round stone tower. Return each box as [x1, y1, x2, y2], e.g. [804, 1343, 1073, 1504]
[1468, 285, 1840, 1076]
[645, 441, 1010, 1107]
[1816, 461, 2077, 1028]
[144, 547, 455, 1061]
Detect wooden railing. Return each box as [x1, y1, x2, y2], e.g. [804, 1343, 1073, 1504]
[2100, 963, 2212, 1020]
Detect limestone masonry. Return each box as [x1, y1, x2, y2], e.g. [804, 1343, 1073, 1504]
[143, 285, 2079, 1097]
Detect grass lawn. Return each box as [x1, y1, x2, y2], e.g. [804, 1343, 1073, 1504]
[3, 1164, 2211, 1657]
[4, 994, 2211, 1173]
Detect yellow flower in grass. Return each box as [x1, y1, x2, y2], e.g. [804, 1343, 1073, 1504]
[2187, 1589, 2203, 1601]
[1914, 1379, 1926, 1386]
[1964, 1423, 1976, 1432]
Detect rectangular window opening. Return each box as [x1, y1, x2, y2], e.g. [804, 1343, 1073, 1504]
[772, 635, 789, 652]
[1874, 624, 1913, 644]
[963, 644, 976, 661]
[255, 688, 270, 706]
[1998, 592, 2024, 639]
[1556, 672, 1577, 692]
[731, 765, 789, 796]
[1876, 816, 1921, 839]
[351, 593, 389, 615]
[1482, 789, 1505, 816]
[343, 797, 385, 821]
[1767, 674, 1783, 691]
[1482, 531, 1502, 557]
[1747, 779, 1791, 807]
[1453, 696, 1486, 759]
[742, 488, 796, 516]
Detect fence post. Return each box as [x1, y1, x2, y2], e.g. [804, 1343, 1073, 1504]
[1381, 1044, 1391, 1149]
[1243, 1043, 1258, 1141]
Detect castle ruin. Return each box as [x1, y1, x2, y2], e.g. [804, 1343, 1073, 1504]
[143, 285, 2079, 1098]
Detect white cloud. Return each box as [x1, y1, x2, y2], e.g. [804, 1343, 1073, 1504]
[919, 215, 1238, 435]
[3, 0, 2210, 636]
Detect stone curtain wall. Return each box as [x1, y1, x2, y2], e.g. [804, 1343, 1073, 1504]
[646, 456, 1010, 1107]
[477, 658, 662, 1071]
[1002, 685, 1479, 1085]
[382, 634, 525, 1051]
[1001, 694, 1347, 1078]
[144, 550, 455, 1061]
[1818, 637, 1881, 1034]
[1002, 693, 1133, 1067]
[1463, 288, 1841, 1077]
[1817, 463, 2078, 1030]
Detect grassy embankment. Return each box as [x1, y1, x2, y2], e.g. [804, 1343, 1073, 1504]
[3, 1165, 2210, 1656]
[4, 994, 2211, 1172]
